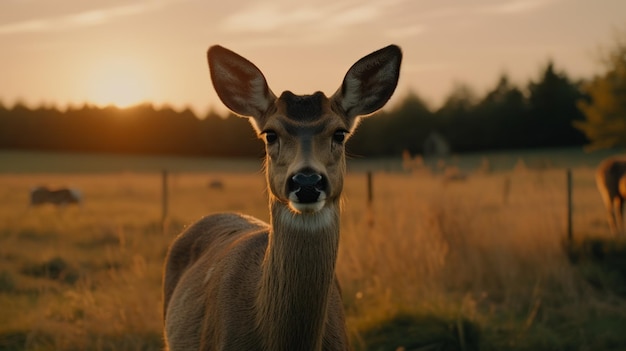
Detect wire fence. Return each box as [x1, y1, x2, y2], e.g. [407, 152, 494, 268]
[0, 164, 610, 241]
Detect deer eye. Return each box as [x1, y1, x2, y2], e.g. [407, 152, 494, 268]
[332, 130, 348, 144]
[263, 130, 278, 144]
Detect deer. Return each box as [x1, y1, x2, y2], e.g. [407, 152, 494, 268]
[162, 44, 402, 351]
[596, 156, 626, 236]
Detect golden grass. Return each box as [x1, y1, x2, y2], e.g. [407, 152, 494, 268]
[0, 167, 624, 350]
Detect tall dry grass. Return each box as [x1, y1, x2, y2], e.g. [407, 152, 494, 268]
[338, 169, 626, 349]
[0, 167, 624, 350]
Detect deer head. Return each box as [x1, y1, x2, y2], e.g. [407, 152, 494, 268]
[208, 45, 402, 214]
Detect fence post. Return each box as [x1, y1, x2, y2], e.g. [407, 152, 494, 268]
[366, 171, 373, 207]
[162, 170, 169, 234]
[366, 171, 374, 227]
[566, 168, 573, 243]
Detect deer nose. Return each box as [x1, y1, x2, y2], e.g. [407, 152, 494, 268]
[288, 170, 327, 203]
[292, 173, 322, 187]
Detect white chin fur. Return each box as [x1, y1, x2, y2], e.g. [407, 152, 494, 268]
[288, 191, 326, 213]
[289, 200, 325, 213]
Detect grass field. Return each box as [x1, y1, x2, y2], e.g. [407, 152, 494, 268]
[1, 150, 626, 350]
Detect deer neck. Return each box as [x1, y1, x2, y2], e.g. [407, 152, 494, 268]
[256, 197, 340, 351]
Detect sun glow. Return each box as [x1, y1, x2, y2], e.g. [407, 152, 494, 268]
[85, 57, 154, 108]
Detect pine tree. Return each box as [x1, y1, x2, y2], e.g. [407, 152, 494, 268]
[575, 32, 626, 150]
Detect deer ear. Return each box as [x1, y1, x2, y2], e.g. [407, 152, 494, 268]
[207, 46, 276, 127]
[331, 45, 402, 129]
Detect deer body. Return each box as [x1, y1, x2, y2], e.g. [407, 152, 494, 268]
[163, 45, 402, 350]
[596, 156, 626, 235]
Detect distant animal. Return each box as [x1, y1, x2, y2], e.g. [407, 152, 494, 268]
[207, 179, 224, 190]
[30, 186, 82, 207]
[163, 44, 401, 350]
[596, 156, 626, 235]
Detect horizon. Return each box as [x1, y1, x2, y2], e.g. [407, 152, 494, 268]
[2, 0, 625, 116]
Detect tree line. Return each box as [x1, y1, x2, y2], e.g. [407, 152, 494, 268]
[0, 104, 264, 157]
[351, 62, 588, 156]
[3, 34, 626, 158]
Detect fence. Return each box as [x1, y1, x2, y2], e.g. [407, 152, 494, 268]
[0, 166, 607, 240]
[157, 168, 595, 241]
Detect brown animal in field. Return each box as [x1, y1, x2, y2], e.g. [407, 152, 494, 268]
[596, 156, 626, 235]
[162, 45, 402, 350]
[207, 179, 224, 190]
[30, 186, 82, 207]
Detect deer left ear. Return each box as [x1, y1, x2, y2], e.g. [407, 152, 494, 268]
[331, 45, 402, 129]
[207, 45, 277, 130]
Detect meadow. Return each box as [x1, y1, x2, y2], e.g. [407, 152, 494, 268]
[1, 150, 626, 350]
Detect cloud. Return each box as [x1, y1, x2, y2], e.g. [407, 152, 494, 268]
[64, 3, 151, 27]
[0, 1, 179, 35]
[320, 4, 380, 29]
[477, 0, 557, 15]
[0, 20, 47, 35]
[217, 1, 419, 49]
[220, 4, 323, 33]
[220, 1, 393, 36]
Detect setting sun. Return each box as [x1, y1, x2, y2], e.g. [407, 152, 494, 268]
[85, 57, 153, 108]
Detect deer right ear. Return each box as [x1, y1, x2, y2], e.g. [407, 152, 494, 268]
[332, 45, 402, 130]
[207, 46, 276, 128]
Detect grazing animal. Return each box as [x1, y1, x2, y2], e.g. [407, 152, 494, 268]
[30, 186, 82, 207]
[596, 156, 626, 235]
[162, 45, 402, 351]
[208, 179, 224, 190]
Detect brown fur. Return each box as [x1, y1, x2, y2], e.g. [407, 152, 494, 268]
[596, 156, 626, 235]
[163, 45, 402, 350]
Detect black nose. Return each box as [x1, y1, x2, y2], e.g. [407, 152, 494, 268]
[288, 171, 327, 203]
[292, 173, 322, 187]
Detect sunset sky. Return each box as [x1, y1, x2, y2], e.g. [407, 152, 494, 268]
[1, 0, 625, 115]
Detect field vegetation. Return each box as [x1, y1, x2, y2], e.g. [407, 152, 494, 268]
[1, 152, 626, 350]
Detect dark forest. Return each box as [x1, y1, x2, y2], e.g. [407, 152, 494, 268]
[0, 62, 598, 158]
